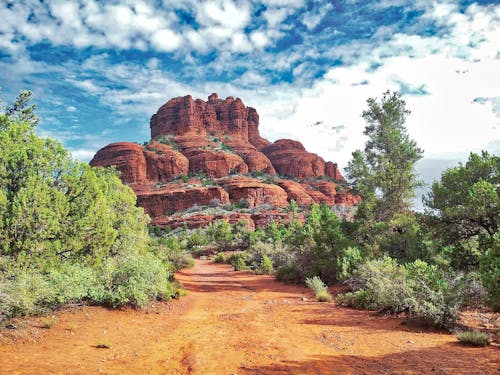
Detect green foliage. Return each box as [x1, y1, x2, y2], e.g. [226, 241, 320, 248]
[305, 276, 327, 294]
[186, 229, 209, 250]
[315, 289, 333, 302]
[0, 90, 177, 321]
[479, 233, 500, 311]
[0, 112, 151, 267]
[0, 90, 39, 129]
[426, 151, 499, 242]
[339, 257, 409, 313]
[336, 246, 363, 281]
[455, 330, 489, 346]
[346, 90, 423, 223]
[276, 264, 302, 283]
[305, 276, 332, 302]
[94, 253, 174, 308]
[339, 257, 485, 327]
[214, 252, 227, 263]
[206, 220, 233, 249]
[227, 252, 250, 271]
[257, 255, 274, 274]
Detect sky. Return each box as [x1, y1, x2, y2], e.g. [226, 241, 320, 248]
[1, 0, 499, 204]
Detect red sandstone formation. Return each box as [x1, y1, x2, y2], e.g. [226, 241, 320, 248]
[218, 177, 288, 208]
[260, 140, 326, 178]
[137, 185, 230, 217]
[90, 93, 359, 228]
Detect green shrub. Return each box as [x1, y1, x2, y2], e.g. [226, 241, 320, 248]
[455, 330, 489, 346]
[305, 276, 328, 294]
[0, 269, 53, 320]
[480, 233, 500, 312]
[0, 262, 99, 321]
[339, 257, 484, 327]
[226, 252, 249, 271]
[276, 265, 303, 283]
[305, 276, 333, 302]
[315, 289, 333, 302]
[214, 253, 227, 264]
[258, 255, 274, 274]
[233, 257, 248, 271]
[206, 220, 233, 250]
[339, 257, 409, 313]
[186, 230, 208, 250]
[92, 253, 174, 308]
[336, 246, 363, 281]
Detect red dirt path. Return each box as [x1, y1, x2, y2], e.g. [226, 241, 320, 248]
[0, 259, 498, 374]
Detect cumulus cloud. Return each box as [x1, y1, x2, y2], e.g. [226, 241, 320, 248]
[1, 0, 498, 190]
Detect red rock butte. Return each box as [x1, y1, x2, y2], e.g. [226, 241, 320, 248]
[91, 94, 360, 229]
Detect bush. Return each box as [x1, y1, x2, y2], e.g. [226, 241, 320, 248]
[339, 257, 485, 327]
[305, 276, 327, 294]
[276, 265, 302, 283]
[338, 257, 409, 313]
[455, 330, 489, 346]
[336, 246, 363, 281]
[186, 230, 208, 250]
[94, 253, 174, 308]
[258, 255, 274, 274]
[480, 233, 500, 312]
[305, 276, 332, 302]
[227, 252, 250, 271]
[214, 252, 227, 264]
[206, 220, 233, 249]
[315, 290, 333, 302]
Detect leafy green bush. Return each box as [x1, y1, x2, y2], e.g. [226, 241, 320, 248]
[338, 257, 409, 313]
[186, 230, 209, 250]
[455, 330, 489, 346]
[315, 290, 333, 302]
[276, 264, 303, 283]
[480, 233, 500, 312]
[336, 246, 363, 281]
[206, 220, 233, 249]
[305, 276, 332, 302]
[214, 252, 227, 263]
[258, 255, 274, 274]
[227, 252, 250, 271]
[233, 257, 248, 271]
[305, 276, 327, 294]
[0, 268, 53, 320]
[94, 254, 174, 308]
[339, 257, 485, 327]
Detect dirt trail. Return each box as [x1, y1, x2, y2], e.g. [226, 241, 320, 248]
[0, 259, 498, 374]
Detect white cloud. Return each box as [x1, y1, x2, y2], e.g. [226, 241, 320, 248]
[301, 2, 332, 30]
[199, 0, 251, 30]
[151, 29, 182, 52]
[250, 30, 270, 49]
[70, 149, 97, 161]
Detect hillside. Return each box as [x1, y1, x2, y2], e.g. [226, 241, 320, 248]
[90, 94, 360, 229]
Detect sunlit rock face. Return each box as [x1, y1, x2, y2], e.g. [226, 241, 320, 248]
[91, 93, 360, 228]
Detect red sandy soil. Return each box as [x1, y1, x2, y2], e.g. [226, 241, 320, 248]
[0, 259, 498, 374]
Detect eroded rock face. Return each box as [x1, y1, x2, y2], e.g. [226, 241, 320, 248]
[91, 142, 148, 185]
[91, 93, 359, 229]
[260, 139, 326, 178]
[218, 177, 288, 208]
[137, 185, 230, 217]
[150, 94, 269, 148]
[186, 149, 248, 178]
[153, 212, 255, 230]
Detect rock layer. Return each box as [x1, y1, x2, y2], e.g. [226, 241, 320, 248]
[91, 94, 359, 228]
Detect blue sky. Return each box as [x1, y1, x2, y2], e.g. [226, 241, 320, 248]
[1, 0, 499, 197]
